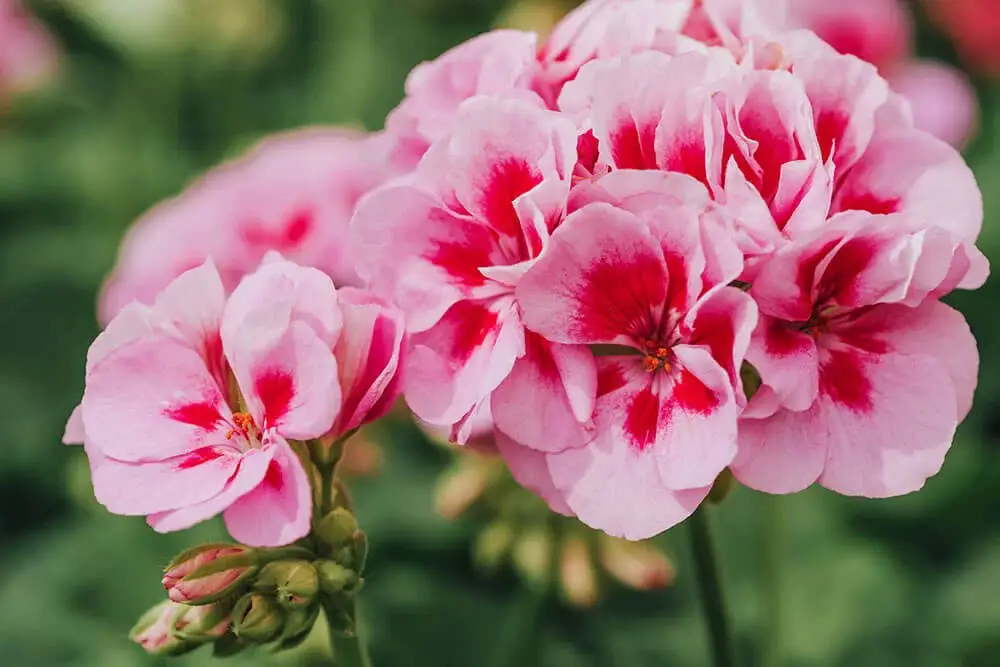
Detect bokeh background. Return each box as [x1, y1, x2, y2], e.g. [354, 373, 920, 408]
[2, 1, 1000, 665]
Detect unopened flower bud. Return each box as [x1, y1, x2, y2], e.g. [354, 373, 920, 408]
[599, 536, 675, 591]
[559, 537, 598, 608]
[232, 594, 284, 643]
[173, 601, 232, 642]
[316, 560, 359, 595]
[274, 604, 321, 650]
[255, 560, 319, 609]
[163, 543, 256, 605]
[315, 507, 359, 546]
[474, 520, 514, 571]
[512, 527, 553, 590]
[130, 601, 188, 655]
[434, 459, 492, 519]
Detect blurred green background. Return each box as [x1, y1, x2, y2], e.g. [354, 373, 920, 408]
[2, 1, 1000, 665]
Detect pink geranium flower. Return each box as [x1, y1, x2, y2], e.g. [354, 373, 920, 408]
[353, 96, 579, 441]
[69, 256, 406, 546]
[504, 171, 757, 539]
[733, 213, 981, 496]
[99, 128, 391, 324]
[559, 34, 983, 271]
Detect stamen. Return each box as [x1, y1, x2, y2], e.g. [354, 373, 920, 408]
[226, 412, 261, 441]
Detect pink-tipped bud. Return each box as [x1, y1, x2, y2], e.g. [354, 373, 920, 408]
[599, 536, 676, 591]
[163, 544, 256, 605]
[559, 537, 598, 608]
[130, 601, 186, 655]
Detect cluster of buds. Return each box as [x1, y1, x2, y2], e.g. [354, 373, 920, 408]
[435, 446, 675, 608]
[131, 483, 368, 658]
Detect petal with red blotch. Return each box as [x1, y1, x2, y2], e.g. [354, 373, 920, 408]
[842, 301, 978, 421]
[405, 296, 525, 428]
[352, 183, 502, 332]
[152, 260, 227, 358]
[832, 107, 982, 243]
[494, 431, 574, 517]
[223, 438, 312, 547]
[745, 315, 819, 412]
[92, 446, 241, 516]
[333, 288, 407, 435]
[82, 336, 230, 462]
[686, 286, 758, 394]
[517, 203, 668, 345]
[446, 97, 576, 243]
[233, 320, 341, 441]
[148, 447, 274, 533]
[492, 333, 596, 453]
[814, 340, 959, 497]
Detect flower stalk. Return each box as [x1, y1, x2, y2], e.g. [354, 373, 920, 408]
[688, 506, 735, 667]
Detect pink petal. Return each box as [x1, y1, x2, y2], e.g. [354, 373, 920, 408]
[404, 297, 525, 428]
[814, 341, 959, 497]
[745, 315, 819, 412]
[82, 336, 230, 462]
[492, 333, 597, 453]
[333, 288, 407, 434]
[832, 105, 982, 243]
[732, 401, 830, 493]
[238, 320, 341, 440]
[63, 405, 85, 445]
[352, 184, 503, 333]
[517, 203, 668, 345]
[91, 446, 242, 516]
[223, 438, 312, 547]
[685, 286, 758, 394]
[149, 447, 274, 533]
[494, 431, 574, 516]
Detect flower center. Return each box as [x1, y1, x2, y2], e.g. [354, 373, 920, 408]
[227, 412, 262, 445]
[641, 340, 672, 373]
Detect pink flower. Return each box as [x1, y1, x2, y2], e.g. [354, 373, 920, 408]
[560, 35, 983, 269]
[353, 96, 579, 440]
[99, 128, 391, 324]
[0, 0, 58, 101]
[503, 171, 757, 539]
[70, 256, 406, 544]
[384, 30, 541, 171]
[733, 213, 982, 496]
[785, 0, 978, 148]
[77, 258, 339, 546]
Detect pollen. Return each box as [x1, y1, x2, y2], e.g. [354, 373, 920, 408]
[642, 346, 672, 373]
[226, 412, 261, 441]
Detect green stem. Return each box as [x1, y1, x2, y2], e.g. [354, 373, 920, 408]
[761, 496, 784, 667]
[324, 599, 373, 667]
[688, 506, 736, 667]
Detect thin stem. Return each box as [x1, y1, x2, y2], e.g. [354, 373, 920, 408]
[324, 599, 373, 667]
[760, 496, 784, 667]
[688, 506, 736, 667]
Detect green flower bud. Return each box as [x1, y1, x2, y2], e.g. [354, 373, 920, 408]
[315, 507, 359, 546]
[172, 600, 233, 643]
[255, 560, 319, 609]
[273, 604, 321, 651]
[316, 560, 358, 595]
[232, 593, 285, 643]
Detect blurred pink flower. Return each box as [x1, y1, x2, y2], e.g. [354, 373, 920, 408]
[0, 0, 58, 101]
[734, 214, 982, 496]
[926, 0, 1000, 76]
[787, 0, 978, 147]
[99, 128, 392, 324]
[353, 96, 580, 442]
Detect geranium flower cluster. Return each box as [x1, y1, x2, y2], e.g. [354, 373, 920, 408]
[70, 0, 987, 555]
[353, 0, 988, 539]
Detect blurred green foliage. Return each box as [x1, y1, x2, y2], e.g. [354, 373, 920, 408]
[2, 1, 1000, 665]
